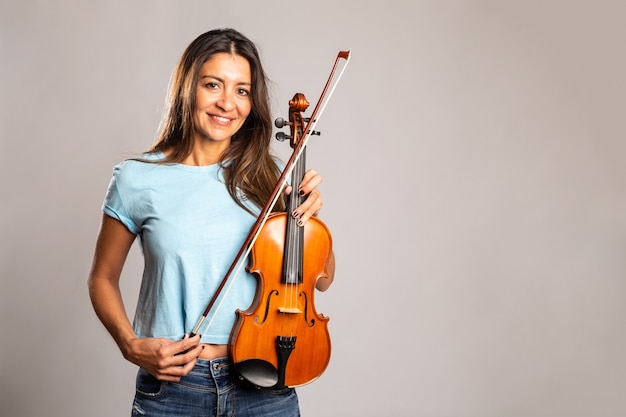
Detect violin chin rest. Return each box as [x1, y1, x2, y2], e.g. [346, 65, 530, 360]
[235, 359, 279, 388]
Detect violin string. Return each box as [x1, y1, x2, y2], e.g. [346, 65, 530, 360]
[285, 162, 301, 337]
[292, 163, 304, 337]
[283, 192, 292, 336]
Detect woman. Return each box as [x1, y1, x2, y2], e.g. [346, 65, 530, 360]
[88, 28, 334, 416]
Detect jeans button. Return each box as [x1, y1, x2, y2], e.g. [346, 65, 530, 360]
[213, 363, 220, 371]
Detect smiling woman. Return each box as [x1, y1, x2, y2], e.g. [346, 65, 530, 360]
[87, 28, 335, 417]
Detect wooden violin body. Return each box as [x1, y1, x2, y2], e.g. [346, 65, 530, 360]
[229, 211, 332, 388]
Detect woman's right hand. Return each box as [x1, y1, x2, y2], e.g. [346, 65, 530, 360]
[123, 334, 204, 382]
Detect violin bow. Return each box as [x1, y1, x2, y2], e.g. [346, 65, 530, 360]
[191, 49, 351, 337]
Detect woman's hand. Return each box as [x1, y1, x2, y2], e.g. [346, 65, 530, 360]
[123, 334, 204, 382]
[284, 169, 324, 226]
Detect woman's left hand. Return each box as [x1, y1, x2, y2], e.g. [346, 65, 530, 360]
[284, 169, 323, 226]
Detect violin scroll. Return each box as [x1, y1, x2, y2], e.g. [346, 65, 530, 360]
[274, 93, 320, 144]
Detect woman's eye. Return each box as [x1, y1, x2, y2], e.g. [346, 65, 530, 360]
[238, 88, 250, 96]
[205, 82, 219, 89]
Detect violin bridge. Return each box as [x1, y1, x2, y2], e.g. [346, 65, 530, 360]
[278, 307, 303, 314]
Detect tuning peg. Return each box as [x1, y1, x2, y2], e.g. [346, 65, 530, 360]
[274, 117, 290, 128]
[275, 132, 291, 142]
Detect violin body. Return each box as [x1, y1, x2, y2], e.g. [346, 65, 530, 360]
[229, 211, 332, 388]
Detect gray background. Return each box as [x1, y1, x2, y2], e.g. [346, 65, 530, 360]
[1, 1, 625, 416]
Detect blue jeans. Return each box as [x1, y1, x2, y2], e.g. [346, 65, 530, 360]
[131, 357, 300, 417]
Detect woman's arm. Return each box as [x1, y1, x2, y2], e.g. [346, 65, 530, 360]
[316, 250, 335, 291]
[88, 214, 203, 381]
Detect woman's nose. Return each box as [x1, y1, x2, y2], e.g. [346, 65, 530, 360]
[216, 90, 234, 111]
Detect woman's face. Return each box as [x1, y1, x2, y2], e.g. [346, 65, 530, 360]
[192, 52, 252, 145]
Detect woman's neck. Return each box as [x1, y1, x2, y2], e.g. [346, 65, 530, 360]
[181, 138, 231, 166]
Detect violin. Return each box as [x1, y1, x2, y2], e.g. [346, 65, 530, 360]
[190, 50, 351, 389]
[229, 92, 333, 388]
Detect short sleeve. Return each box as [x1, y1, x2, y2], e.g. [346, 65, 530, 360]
[102, 163, 141, 234]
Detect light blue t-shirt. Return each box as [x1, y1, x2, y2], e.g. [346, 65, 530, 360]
[102, 152, 259, 344]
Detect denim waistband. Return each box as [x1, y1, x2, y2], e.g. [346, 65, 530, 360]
[194, 357, 231, 378]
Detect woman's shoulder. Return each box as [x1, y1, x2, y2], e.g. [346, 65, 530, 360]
[114, 151, 165, 171]
[111, 152, 166, 184]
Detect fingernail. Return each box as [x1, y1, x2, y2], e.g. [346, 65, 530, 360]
[299, 189, 306, 196]
[292, 210, 299, 219]
[297, 219, 304, 227]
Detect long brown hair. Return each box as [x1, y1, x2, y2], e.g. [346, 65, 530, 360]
[149, 28, 284, 213]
